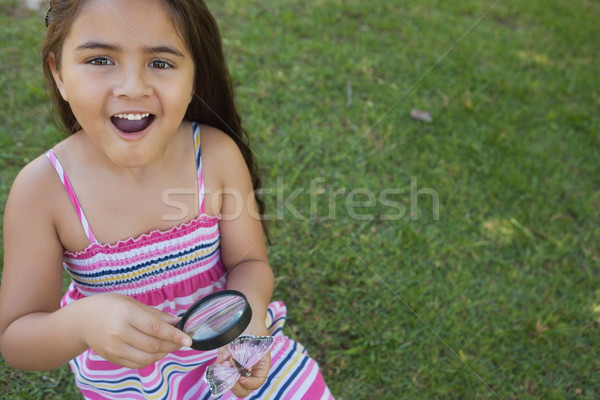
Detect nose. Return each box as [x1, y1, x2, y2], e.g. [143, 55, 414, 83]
[112, 64, 152, 100]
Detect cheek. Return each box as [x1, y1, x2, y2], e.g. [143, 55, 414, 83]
[182, 67, 195, 105]
[168, 79, 195, 111]
[183, 75, 195, 105]
[188, 88, 194, 104]
[62, 84, 105, 123]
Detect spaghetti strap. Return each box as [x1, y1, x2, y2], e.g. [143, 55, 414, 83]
[45, 150, 97, 244]
[192, 122, 206, 214]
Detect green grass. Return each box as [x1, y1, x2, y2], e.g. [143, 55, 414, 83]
[1, 0, 599, 398]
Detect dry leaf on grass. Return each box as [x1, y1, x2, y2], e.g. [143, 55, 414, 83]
[410, 109, 433, 123]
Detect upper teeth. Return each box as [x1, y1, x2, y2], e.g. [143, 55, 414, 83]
[114, 113, 150, 120]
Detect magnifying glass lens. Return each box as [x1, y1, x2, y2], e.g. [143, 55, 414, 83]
[183, 295, 246, 340]
[177, 290, 252, 350]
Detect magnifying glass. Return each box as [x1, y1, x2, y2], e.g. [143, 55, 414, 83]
[177, 290, 252, 350]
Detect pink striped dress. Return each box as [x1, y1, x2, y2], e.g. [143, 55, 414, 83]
[46, 123, 334, 400]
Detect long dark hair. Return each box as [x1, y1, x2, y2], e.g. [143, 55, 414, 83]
[42, 0, 269, 239]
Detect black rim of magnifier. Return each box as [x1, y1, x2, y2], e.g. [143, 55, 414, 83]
[177, 289, 252, 350]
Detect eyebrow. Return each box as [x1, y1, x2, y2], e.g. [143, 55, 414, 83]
[146, 46, 185, 58]
[75, 42, 185, 58]
[75, 42, 119, 52]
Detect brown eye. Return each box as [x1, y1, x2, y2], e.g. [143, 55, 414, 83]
[89, 58, 113, 66]
[149, 60, 172, 69]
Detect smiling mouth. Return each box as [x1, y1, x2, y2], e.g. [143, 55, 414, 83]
[111, 113, 155, 133]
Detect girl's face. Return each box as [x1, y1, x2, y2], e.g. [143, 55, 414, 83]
[50, 0, 195, 168]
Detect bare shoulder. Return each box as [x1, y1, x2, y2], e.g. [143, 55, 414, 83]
[197, 125, 254, 217]
[3, 152, 70, 250]
[199, 125, 250, 184]
[198, 125, 243, 156]
[6, 153, 61, 216]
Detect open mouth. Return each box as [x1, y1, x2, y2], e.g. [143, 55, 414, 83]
[111, 113, 155, 133]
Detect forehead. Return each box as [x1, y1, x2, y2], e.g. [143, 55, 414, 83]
[66, 0, 186, 51]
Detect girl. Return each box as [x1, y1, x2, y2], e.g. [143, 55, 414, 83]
[0, 0, 334, 399]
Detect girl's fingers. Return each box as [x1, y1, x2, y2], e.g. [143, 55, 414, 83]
[111, 343, 171, 369]
[144, 305, 183, 326]
[81, 295, 191, 368]
[92, 327, 179, 367]
[130, 310, 192, 348]
[128, 324, 186, 355]
[231, 373, 269, 398]
[216, 345, 231, 364]
[231, 386, 253, 398]
[239, 362, 270, 390]
[232, 353, 271, 396]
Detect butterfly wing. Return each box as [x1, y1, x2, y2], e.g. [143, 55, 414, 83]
[204, 364, 241, 397]
[204, 335, 275, 397]
[229, 335, 275, 370]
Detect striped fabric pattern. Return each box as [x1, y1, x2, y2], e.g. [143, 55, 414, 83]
[63, 216, 222, 297]
[50, 123, 334, 399]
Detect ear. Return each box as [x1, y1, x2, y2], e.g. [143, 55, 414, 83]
[49, 54, 68, 102]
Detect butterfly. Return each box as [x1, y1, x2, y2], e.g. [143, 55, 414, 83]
[204, 335, 275, 397]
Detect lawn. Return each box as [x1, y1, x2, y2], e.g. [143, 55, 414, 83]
[1, 0, 599, 399]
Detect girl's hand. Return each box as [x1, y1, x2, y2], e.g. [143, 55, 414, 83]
[215, 342, 272, 398]
[79, 294, 192, 369]
[213, 319, 272, 398]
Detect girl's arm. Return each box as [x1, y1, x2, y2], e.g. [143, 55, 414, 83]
[202, 127, 274, 331]
[0, 156, 83, 369]
[0, 156, 191, 371]
[202, 127, 274, 397]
